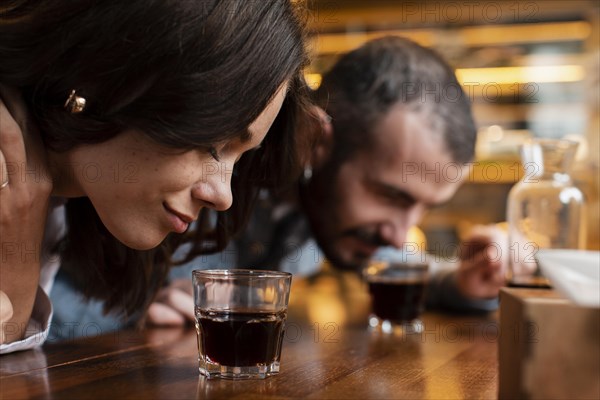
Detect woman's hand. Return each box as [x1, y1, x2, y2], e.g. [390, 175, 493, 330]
[0, 87, 52, 344]
[146, 279, 195, 326]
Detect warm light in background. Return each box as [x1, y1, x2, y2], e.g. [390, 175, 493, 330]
[486, 125, 505, 142]
[306, 275, 348, 327]
[456, 65, 585, 85]
[407, 226, 427, 254]
[308, 20, 589, 89]
[305, 73, 322, 90]
[306, 65, 584, 91]
[459, 21, 591, 46]
[314, 29, 434, 54]
[312, 21, 591, 55]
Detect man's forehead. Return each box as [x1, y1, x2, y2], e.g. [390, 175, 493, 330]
[354, 110, 449, 171]
[362, 106, 443, 165]
[351, 107, 466, 207]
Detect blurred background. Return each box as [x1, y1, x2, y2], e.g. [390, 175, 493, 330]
[303, 0, 600, 254]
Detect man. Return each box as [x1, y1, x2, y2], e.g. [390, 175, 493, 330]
[297, 36, 505, 304]
[50, 37, 505, 335]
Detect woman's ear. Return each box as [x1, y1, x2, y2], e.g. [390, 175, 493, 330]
[310, 105, 334, 169]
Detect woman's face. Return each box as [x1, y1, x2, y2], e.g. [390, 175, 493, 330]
[65, 84, 288, 250]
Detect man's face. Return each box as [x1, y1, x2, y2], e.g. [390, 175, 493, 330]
[307, 105, 469, 271]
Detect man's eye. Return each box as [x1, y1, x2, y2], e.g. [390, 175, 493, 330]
[377, 189, 414, 208]
[396, 194, 415, 208]
[387, 195, 411, 208]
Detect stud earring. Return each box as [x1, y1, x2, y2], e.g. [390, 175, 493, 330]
[64, 90, 86, 113]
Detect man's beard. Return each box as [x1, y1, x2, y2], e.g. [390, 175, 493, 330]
[343, 226, 388, 248]
[315, 226, 391, 273]
[300, 162, 390, 272]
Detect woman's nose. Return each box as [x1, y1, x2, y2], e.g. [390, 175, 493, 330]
[192, 164, 233, 211]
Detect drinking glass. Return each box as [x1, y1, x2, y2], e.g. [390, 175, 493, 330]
[363, 250, 429, 334]
[193, 269, 292, 379]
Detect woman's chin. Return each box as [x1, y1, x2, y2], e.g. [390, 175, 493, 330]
[116, 232, 166, 251]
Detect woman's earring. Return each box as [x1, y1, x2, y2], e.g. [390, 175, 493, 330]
[64, 90, 86, 114]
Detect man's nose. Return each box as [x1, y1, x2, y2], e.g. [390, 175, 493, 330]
[379, 206, 424, 249]
[379, 222, 408, 249]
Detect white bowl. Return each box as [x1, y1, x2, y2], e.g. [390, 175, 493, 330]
[536, 249, 600, 308]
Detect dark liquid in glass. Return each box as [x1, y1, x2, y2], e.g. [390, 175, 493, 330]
[368, 280, 426, 322]
[196, 309, 286, 366]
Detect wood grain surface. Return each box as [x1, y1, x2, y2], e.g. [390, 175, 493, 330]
[0, 273, 499, 399]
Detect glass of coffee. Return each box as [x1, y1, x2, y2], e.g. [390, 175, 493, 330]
[192, 269, 292, 379]
[363, 250, 429, 334]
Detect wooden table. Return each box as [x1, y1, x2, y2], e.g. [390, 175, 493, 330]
[0, 274, 499, 399]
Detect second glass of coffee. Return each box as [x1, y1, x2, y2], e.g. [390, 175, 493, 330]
[364, 251, 429, 334]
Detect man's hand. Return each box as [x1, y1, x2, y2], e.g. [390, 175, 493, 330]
[456, 225, 508, 299]
[146, 279, 195, 326]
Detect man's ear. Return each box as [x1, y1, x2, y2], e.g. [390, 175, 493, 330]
[310, 105, 334, 169]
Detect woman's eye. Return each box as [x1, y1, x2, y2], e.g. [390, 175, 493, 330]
[208, 147, 220, 161]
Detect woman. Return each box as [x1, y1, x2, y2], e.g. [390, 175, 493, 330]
[0, 0, 310, 351]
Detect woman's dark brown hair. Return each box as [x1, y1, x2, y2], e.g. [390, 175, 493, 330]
[0, 0, 311, 316]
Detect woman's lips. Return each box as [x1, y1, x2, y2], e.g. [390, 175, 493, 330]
[163, 204, 190, 233]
